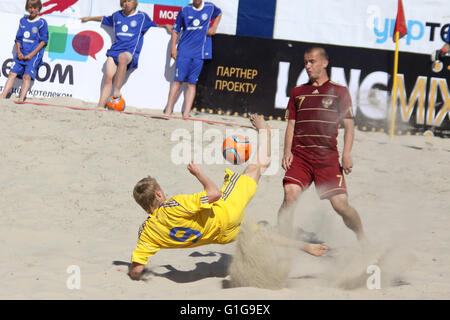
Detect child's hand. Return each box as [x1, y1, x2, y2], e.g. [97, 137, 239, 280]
[163, 24, 173, 32]
[171, 47, 178, 60]
[23, 54, 33, 61]
[80, 17, 89, 23]
[17, 52, 24, 60]
[187, 161, 202, 176]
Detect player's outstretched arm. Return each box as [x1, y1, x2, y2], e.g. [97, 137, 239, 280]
[159, 24, 173, 33]
[187, 161, 221, 203]
[80, 16, 103, 23]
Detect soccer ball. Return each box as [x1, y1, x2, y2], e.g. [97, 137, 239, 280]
[222, 135, 251, 165]
[106, 96, 125, 111]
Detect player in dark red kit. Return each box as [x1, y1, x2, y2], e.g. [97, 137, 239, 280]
[278, 47, 368, 248]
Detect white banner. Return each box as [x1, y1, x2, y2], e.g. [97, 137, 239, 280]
[274, 0, 450, 55]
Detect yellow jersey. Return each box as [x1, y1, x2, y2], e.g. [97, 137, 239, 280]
[132, 169, 258, 265]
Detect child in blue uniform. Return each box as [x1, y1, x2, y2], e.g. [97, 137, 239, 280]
[1, 0, 48, 102]
[164, 0, 222, 118]
[81, 0, 172, 108]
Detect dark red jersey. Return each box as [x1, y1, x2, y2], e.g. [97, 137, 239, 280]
[285, 80, 354, 157]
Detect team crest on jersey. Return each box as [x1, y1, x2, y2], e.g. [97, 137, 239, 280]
[321, 97, 334, 109]
[130, 20, 137, 28]
[138, 222, 145, 239]
[32, 27, 38, 34]
[122, 25, 129, 32]
[202, 13, 208, 21]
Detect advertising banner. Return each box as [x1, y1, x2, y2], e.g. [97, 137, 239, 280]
[274, 0, 449, 55]
[196, 34, 450, 137]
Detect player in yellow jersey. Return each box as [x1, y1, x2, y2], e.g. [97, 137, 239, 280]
[128, 114, 328, 280]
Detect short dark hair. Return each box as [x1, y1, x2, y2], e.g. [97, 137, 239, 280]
[26, 0, 42, 11]
[305, 47, 329, 61]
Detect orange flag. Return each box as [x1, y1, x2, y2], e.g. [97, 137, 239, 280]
[393, 0, 408, 42]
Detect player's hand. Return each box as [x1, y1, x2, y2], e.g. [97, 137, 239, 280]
[282, 151, 294, 171]
[342, 153, 353, 174]
[17, 52, 24, 60]
[80, 17, 89, 23]
[164, 24, 173, 32]
[206, 27, 216, 36]
[187, 161, 202, 176]
[171, 47, 177, 60]
[23, 54, 33, 61]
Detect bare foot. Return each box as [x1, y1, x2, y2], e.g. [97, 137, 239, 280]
[303, 243, 329, 256]
[249, 114, 270, 131]
[113, 89, 122, 98]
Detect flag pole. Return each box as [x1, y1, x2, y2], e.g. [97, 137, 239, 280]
[389, 30, 400, 139]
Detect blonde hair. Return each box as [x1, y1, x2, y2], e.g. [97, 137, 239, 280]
[120, 0, 138, 9]
[26, 0, 42, 11]
[133, 176, 161, 213]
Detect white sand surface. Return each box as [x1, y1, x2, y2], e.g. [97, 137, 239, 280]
[0, 96, 449, 299]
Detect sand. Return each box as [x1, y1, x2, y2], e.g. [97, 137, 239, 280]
[0, 96, 449, 300]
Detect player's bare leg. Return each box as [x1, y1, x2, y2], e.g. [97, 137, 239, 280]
[264, 227, 328, 256]
[1, 72, 18, 99]
[182, 83, 196, 118]
[16, 74, 32, 102]
[97, 57, 117, 108]
[243, 114, 271, 184]
[277, 183, 302, 236]
[164, 81, 182, 115]
[329, 193, 368, 245]
[113, 52, 132, 98]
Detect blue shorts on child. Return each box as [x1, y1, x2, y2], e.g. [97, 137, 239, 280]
[174, 56, 204, 84]
[106, 50, 139, 70]
[11, 53, 44, 80]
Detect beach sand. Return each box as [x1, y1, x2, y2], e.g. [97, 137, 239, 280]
[0, 96, 449, 299]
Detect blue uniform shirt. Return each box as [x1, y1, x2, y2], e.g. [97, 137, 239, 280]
[15, 16, 48, 56]
[102, 10, 157, 68]
[174, 2, 221, 60]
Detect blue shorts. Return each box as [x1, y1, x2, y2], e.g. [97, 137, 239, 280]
[174, 56, 204, 84]
[10, 53, 43, 80]
[106, 50, 138, 70]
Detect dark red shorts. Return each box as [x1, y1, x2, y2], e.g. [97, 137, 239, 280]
[283, 151, 347, 199]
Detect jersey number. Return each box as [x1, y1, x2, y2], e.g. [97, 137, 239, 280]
[336, 174, 343, 187]
[296, 96, 306, 110]
[169, 227, 202, 243]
